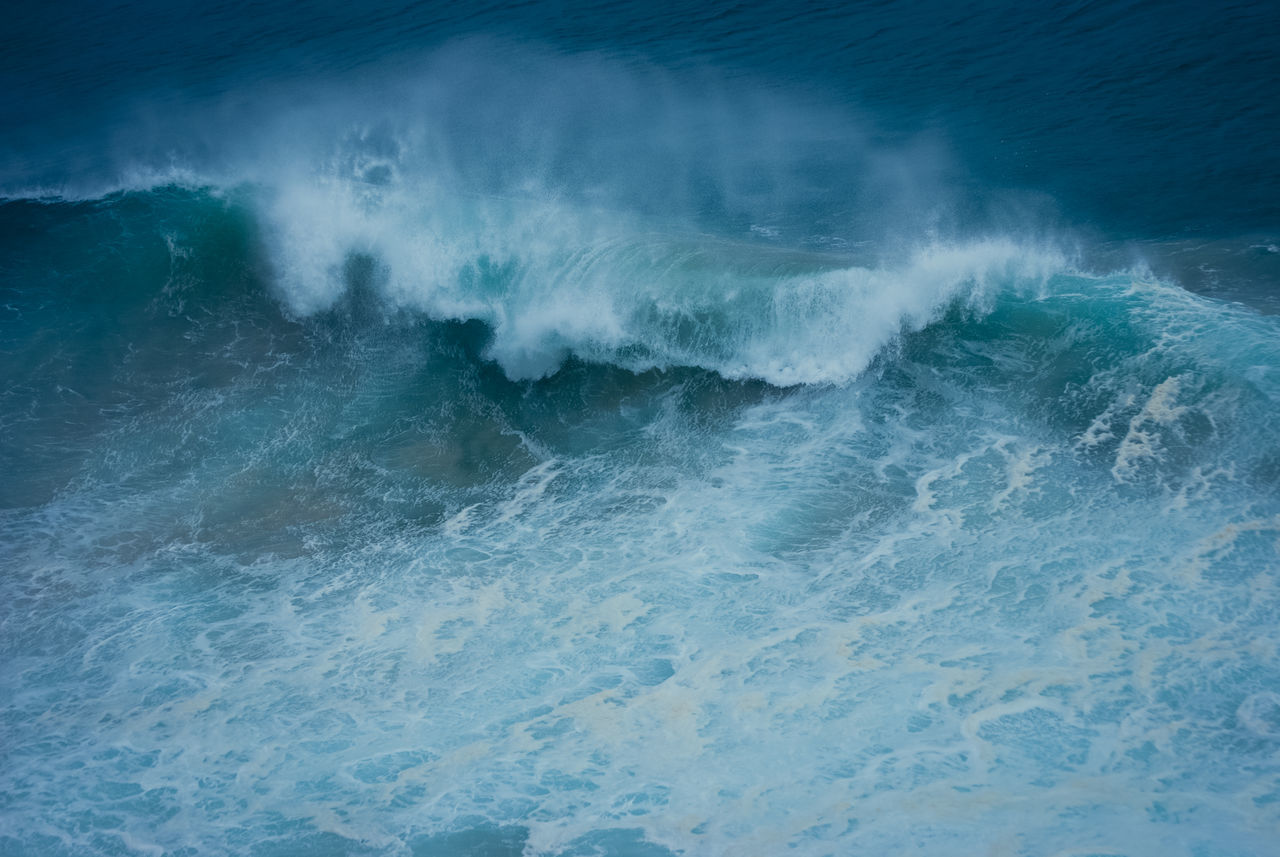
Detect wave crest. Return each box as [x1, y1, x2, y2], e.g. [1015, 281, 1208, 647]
[266, 175, 1065, 384]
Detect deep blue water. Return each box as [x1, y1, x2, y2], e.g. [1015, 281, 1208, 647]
[2, 3, 1279, 856]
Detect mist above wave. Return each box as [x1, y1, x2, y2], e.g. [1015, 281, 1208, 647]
[241, 43, 1065, 384]
[4, 40, 1069, 385]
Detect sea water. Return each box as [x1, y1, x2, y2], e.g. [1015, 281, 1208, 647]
[2, 3, 1279, 855]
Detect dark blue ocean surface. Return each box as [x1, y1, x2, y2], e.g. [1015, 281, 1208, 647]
[4, 0, 1279, 240]
[2, 3, 1279, 856]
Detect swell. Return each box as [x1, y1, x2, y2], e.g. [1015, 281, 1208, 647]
[11, 40, 1273, 391]
[6, 184, 1280, 515]
[2, 185, 1069, 387]
[0, 41, 1070, 386]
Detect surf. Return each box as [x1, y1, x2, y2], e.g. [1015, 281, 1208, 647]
[3, 36, 1279, 857]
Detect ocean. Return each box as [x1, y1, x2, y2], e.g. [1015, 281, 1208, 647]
[2, 2, 1279, 855]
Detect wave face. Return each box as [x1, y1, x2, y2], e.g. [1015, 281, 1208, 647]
[3, 30, 1280, 857]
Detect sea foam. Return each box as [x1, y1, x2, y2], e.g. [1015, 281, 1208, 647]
[265, 167, 1066, 384]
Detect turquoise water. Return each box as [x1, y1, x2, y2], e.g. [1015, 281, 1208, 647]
[3, 6, 1280, 856]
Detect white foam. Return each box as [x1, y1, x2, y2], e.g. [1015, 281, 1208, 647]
[264, 166, 1068, 384]
[1238, 692, 1280, 738]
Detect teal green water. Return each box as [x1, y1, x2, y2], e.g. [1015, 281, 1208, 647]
[3, 185, 1279, 855]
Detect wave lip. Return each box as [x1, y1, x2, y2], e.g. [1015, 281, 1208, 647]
[265, 173, 1066, 384]
[699, 239, 1067, 386]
